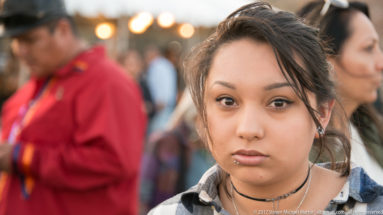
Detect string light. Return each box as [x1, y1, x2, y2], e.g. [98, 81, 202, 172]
[157, 12, 175, 28]
[179, 23, 195, 38]
[129, 12, 153, 34]
[95, 22, 115, 40]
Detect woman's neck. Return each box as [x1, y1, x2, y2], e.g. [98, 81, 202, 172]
[341, 98, 360, 120]
[222, 164, 310, 213]
[330, 99, 359, 139]
[220, 165, 347, 215]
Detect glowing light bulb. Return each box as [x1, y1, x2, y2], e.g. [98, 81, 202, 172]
[128, 12, 153, 34]
[137, 12, 154, 27]
[157, 12, 175, 28]
[95, 22, 115, 40]
[179, 23, 195, 39]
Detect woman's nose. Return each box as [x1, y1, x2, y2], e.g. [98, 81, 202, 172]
[236, 106, 264, 142]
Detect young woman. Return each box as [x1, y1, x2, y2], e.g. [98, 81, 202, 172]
[298, 0, 383, 184]
[149, 2, 383, 214]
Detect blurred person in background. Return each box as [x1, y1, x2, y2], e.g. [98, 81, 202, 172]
[0, 0, 147, 214]
[145, 45, 177, 134]
[298, 0, 383, 184]
[164, 41, 185, 99]
[118, 49, 156, 121]
[140, 90, 214, 214]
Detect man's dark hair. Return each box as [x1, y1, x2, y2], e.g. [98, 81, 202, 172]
[45, 16, 79, 37]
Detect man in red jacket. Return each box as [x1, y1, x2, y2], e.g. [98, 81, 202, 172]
[0, 0, 147, 214]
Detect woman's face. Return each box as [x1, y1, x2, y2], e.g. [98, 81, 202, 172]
[332, 11, 383, 106]
[204, 38, 331, 186]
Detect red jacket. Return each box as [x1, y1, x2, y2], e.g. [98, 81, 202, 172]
[0, 46, 146, 215]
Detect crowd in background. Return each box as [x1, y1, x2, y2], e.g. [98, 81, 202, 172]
[116, 44, 215, 214]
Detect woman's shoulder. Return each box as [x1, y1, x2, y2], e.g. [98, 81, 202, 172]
[346, 165, 383, 203]
[147, 191, 190, 215]
[148, 164, 229, 215]
[318, 163, 383, 212]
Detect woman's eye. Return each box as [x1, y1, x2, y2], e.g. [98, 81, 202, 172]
[216, 97, 237, 107]
[364, 45, 374, 53]
[269, 98, 292, 109]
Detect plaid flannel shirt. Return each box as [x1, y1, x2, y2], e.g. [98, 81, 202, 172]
[149, 164, 383, 215]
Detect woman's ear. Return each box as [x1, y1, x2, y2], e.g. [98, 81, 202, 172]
[327, 57, 344, 82]
[315, 99, 335, 138]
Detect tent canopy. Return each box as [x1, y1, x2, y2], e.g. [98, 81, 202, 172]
[65, 0, 252, 26]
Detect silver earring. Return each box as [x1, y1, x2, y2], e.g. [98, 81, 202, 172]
[317, 126, 325, 136]
[233, 160, 240, 165]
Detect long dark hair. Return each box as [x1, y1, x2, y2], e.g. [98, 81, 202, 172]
[184, 2, 350, 197]
[298, 0, 383, 168]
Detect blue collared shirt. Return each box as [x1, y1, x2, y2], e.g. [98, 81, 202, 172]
[146, 56, 177, 133]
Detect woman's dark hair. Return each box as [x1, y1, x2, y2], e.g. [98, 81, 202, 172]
[298, 1, 383, 168]
[184, 2, 350, 197]
[297, 1, 369, 56]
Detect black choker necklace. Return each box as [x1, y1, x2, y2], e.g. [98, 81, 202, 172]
[230, 168, 311, 202]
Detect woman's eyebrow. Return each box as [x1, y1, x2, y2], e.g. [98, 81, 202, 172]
[211, 81, 292, 91]
[212, 81, 236, 90]
[264, 82, 291, 91]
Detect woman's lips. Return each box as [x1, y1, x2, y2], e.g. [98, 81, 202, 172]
[232, 149, 269, 166]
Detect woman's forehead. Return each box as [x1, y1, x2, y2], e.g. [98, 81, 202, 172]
[206, 39, 305, 88]
[346, 11, 378, 46]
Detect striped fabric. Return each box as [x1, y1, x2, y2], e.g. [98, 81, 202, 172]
[149, 164, 383, 215]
